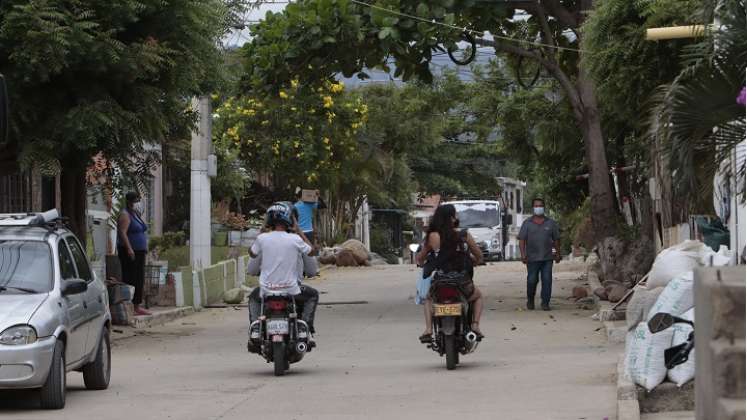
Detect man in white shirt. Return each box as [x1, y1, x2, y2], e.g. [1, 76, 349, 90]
[247, 202, 318, 342]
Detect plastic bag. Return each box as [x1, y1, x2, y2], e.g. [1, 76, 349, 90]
[627, 322, 674, 391]
[647, 271, 694, 321]
[698, 244, 733, 267]
[415, 271, 432, 305]
[668, 308, 695, 387]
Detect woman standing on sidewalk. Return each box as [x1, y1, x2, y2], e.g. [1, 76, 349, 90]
[117, 191, 151, 316]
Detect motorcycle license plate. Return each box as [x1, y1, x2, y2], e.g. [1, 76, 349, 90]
[433, 304, 462, 317]
[266, 319, 289, 335]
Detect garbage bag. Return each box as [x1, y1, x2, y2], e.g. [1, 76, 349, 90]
[696, 217, 730, 252]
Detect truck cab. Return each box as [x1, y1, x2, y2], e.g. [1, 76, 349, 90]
[442, 200, 508, 262]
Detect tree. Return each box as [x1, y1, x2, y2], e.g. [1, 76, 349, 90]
[0, 0, 236, 241]
[242, 0, 618, 242]
[582, 0, 701, 228]
[648, 0, 746, 203]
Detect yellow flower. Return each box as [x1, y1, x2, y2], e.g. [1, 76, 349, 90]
[279, 91, 289, 99]
[322, 96, 334, 109]
[323, 137, 330, 144]
[329, 81, 344, 94]
[291, 79, 299, 89]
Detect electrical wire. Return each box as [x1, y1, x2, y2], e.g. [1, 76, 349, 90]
[349, 0, 585, 54]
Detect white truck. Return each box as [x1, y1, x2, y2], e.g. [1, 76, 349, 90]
[442, 200, 510, 262]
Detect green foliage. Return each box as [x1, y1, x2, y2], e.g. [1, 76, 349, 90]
[649, 0, 746, 202]
[148, 231, 186, 251]
[0, 0, 235, 177]
[214, 79, 366, 195]
[212, 129, 252, 204]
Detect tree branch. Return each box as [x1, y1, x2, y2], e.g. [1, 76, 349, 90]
[535, 4, 557, 57]
[538, 0, 579, 29]
[474, 37, 583, 118]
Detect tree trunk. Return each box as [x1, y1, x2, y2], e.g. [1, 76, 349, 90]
[576, 68, 617, 242]
[60, 165, 88, 244]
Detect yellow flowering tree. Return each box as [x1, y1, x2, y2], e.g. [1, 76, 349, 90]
[214, 79, 366, 193]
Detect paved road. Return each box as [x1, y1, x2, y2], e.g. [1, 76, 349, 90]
[1, 262, 618, 420]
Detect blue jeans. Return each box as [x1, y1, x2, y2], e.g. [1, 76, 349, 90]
[527, 260, 553, 305]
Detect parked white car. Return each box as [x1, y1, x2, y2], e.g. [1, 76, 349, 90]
[0, 211, 111, 409]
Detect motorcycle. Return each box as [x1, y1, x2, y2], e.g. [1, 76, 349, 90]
[648, 312, 694, 369]
[248, 292, 313, 376]
[425, 272, 480, 370]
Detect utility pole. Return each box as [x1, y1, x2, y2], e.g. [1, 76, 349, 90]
[190, 96, 214, 269]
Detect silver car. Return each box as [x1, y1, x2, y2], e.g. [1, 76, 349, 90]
[0, 211, 111, 409]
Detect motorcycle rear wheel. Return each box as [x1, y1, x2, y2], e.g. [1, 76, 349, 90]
[445, 335, 457, 370]
[273, 342, 286, 376]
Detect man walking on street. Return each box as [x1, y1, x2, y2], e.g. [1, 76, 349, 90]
[518, 198, 561, 311]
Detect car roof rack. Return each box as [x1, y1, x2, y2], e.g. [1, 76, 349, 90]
[0, 209, 68, 231]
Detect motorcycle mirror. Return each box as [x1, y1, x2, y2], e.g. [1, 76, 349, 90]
[648, 312, 675, 333]
[408, 243, 419, 253]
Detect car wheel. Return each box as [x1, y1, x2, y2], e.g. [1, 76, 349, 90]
[83, 327, 111, 390]
[40, 340, 66, 409]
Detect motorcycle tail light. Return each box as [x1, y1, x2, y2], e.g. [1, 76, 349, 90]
[266, 300, 287, 311]
[436, 287, 459, 301]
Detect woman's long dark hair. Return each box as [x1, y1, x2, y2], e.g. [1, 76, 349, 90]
[427, 204, 458, 250]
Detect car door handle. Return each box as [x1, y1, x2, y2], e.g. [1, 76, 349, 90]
[98, 296, 103, 303]
[83, 301, 88, 309]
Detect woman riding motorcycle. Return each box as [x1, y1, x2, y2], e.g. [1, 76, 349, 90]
[415, 204, 485, 343]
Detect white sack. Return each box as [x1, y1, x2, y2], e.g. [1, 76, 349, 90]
[668, 308, 695, 387]
[627, 322, 674, 392]
[647, 271, 694, 321]
[647, 240, 702, 288]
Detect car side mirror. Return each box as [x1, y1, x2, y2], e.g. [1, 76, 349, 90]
[0, 74, 8, 144]
[62, 279, 88, 296]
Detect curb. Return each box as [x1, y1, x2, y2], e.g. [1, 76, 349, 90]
[617, 354, 641, 420]
[129, 306, 196, 329]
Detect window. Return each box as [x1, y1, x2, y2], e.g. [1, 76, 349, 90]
[0, 241, 53, 292]
[58, 242, 77, 280]
[66, 238, 92, 282]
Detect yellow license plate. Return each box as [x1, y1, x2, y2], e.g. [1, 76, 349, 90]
[433, 304, 462, 317]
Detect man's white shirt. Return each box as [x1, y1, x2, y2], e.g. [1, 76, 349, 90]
[250, 231, 312, 296]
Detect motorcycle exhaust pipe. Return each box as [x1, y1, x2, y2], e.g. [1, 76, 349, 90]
[296, 342, 308, 353]
[465, 331, 478, 343]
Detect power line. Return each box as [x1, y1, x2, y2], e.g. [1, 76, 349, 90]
[349, 0, 585, 54]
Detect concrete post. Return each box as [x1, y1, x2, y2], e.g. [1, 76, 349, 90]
[694, 266, 745, 420]
[190, 96, 212, 269]
[361, 199, 370, 251]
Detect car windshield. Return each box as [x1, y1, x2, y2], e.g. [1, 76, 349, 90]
[0, 240, 53, 293]
[453, 203, 500, 228]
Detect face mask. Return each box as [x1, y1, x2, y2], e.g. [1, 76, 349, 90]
[533, 207, 545, 216]
[133, 202, 145, 214]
